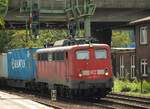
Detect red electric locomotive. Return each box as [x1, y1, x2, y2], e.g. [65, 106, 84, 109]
[36, 44, 113, 98]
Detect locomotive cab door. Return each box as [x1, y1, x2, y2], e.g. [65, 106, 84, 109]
[65, 52, 69, 82]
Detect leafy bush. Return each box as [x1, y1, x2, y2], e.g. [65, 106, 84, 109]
[113, 79, 150, 94]
[142, 81, 150, 93]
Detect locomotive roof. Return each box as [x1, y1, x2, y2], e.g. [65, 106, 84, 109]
[36, 44, 109, 53]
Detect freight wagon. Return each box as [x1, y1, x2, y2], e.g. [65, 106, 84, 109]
[0, 53, 8, 86]
[7, 48, 38, 87]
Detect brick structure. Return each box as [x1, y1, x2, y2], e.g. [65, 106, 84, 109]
[131, 16, 150, 80]
[111, 48, 135, 80]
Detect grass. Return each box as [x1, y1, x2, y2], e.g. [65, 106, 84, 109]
[123, 92, 150, 97]
[113, 79, 150, 97]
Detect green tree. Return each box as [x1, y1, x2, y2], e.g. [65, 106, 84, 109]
[0, 17, 5, 27]
[1, 28, 84, 52]
[0, 30, 10, 52]
[112, 30, 133, 47]
[8, 30, 28, 48]
[8, 29, 67, 49]
[0, 0, 8, 27]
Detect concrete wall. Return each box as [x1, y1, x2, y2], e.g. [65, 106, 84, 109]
[7, 0, 150, 22]
[92, 8, 150, 22]
[94, 0, 150, 8]
[9, 0, 150, 9]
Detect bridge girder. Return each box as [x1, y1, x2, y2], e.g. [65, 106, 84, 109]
[4, 0, 150, 29]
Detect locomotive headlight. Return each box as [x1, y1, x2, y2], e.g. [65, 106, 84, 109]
[79, 73, 82, 77]
[104, 72, 109, 76]
[104, 69, 109, 76]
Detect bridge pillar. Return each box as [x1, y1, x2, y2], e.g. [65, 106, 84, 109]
[84, 16, 91, 37]
[91, 25, 112, 46]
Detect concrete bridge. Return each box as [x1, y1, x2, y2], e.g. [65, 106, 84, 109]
[4, 0, 150, 45]
[6, 0, 150, 22]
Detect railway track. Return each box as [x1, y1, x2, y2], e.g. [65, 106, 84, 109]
[1, 88, 150, 109]
[110, 93, 150, 101]
[33, 97, 64, 109]
[31, 91, 143, 109]
[31, 95, 117, 109]
[99, 93, 150, 109]
[26, 92, 150, 109]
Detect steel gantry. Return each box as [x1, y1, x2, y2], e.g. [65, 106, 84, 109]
[20, 0, 40, 39]
[65, 0, 96, 37]
[20, 0, 95, 39]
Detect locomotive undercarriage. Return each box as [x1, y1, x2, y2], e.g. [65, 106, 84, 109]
[22, 78, 113, 99]
[2, 79, 112, 99]
[54, 85, 110, 99]
[53, 78, 113, 99]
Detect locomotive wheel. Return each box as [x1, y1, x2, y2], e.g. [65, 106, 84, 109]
[57, 86, 67, 98]
[69, 89, 78, 99]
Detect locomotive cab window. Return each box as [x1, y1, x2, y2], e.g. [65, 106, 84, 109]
[95, 49, 107, 59]
[40, 53, 48, 61]
[53, 52, 64, 61]
[57, 52, 64, 60]
[48, 53, 52, 61]
[76, 50, 89, 60]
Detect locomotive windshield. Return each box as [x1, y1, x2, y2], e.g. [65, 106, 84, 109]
[95, 49, 107, 59]
[76, 50, 89, 60]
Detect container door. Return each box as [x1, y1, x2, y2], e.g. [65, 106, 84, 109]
[3, 54, 8, 78]
[27, 49, 32, 80]
[27, 48, 37, 80]
[0, 54, 8, 78]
